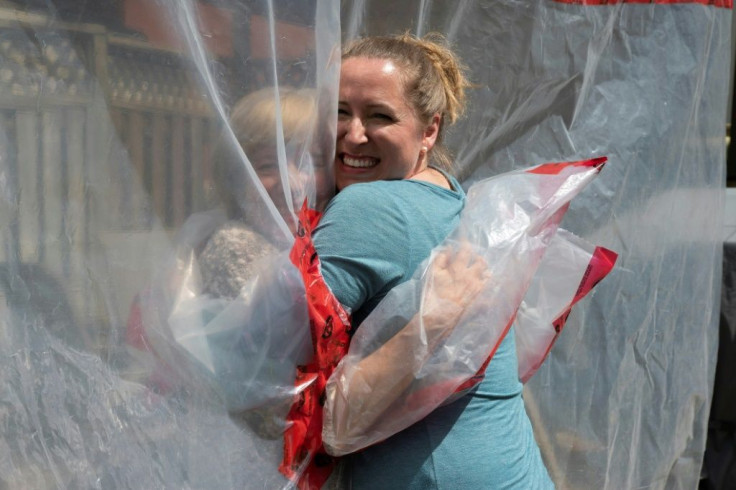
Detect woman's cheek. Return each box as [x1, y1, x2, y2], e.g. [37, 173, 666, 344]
[257, 173, 282, 201]
[313, 169, 332, 204]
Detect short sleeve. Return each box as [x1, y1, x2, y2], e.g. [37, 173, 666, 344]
[313, 184, 412, 315]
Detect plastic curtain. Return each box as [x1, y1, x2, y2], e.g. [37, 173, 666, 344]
[0, 1, 728, 489]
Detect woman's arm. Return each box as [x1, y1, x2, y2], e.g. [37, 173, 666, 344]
[324, 243, 490, 451]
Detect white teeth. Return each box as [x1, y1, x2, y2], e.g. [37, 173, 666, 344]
[343, 156, 378, 168]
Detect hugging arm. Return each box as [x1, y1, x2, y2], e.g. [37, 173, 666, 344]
[323, 243, 490, 454]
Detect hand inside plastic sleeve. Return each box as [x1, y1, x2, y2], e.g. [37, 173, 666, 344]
[424, 243, 492, 331]
[322, 242, 490, 455]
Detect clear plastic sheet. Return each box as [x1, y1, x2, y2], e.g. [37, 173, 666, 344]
[0, 1, 729, 489]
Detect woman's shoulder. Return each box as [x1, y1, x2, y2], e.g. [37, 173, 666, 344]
[330, 180, 401, 200]
[318, 183, 408, 240]
[322, 181, 405, 220]
[320, 179, 464, 240]
[204, 222, 275, 256]
[198, 221, 277, 298]
[328, 178, 463, 210]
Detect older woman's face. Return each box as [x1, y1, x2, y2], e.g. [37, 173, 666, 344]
[335, 57, 438, 190]
[245, 140, 332, 236]
[242, 143, 310, 239]
[249, 145, 295, 221]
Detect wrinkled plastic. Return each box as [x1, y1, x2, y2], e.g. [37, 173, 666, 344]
[138, 214, 312, 412]
[0, 1, 728, 489]
[516, 228, 618, 383]
[128, 213, 313, 489]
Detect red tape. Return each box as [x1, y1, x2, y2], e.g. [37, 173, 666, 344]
[279, 202, 352, 490]
[520, 245, 618, 383]
[528, 156, 607, 175]
[552, 0, 731, 7]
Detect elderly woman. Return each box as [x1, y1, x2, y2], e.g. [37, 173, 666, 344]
[312, 34, 554, 489]
[200, 86, 329, 298]
[126, 86, 326, 440]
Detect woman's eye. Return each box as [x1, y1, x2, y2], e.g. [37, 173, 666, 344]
[337, 108, 349, 117]
[255, 162, 279, 173]
[372, 113, 393, 121]
[310, 152, 325, 163]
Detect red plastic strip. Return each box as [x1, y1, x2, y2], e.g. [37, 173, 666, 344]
[528, 156, 607, 175]
[552, 0, 731, 8]
[125, 293, 147, 350]
[280, 202, 353, 490]
[520, 245, 618, 383]
[571, 246, 618, 304]
[124, 291, 179, 393]
[453, 312, 517, 394]
[451, 157, 611, 391]
[403, 313, 518, 417]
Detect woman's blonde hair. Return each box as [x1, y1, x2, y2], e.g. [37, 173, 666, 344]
[342, 32, 470, 171]
[229, 86, 317, 155]
[213, 87, 317, 219]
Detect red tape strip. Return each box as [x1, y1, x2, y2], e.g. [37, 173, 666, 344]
[279, 202, 352, 490]
[552, 0, 731, 7]
[528, 156, 607, 175]
[520, 245, 618, 383]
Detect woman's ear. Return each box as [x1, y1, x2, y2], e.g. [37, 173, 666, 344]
[422, 113, 441, 150]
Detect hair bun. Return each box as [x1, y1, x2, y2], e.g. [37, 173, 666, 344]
[400, 32, 470, 125]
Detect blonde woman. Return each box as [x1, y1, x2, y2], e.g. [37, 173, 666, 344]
[313, 34, 554, 489]
[200, 86, 329, 298]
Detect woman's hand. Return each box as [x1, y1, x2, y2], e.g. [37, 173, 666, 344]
[423, 242, 491, 333]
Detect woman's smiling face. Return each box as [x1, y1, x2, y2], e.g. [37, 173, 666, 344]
[335, 57, 438, 190]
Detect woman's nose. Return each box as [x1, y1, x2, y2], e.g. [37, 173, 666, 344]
[343, 117, 368, 145]
[288, 161, 309, 204]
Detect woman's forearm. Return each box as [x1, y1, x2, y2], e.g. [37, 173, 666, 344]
[329, 300, 464, 438]
[323, 244, 489, 455]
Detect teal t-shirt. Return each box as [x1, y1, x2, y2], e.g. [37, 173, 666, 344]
[314, 176, 464, 325]
[313, 176, 553, 489]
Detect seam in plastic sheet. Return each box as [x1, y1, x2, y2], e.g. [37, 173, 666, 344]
[552, 0, 732, 8]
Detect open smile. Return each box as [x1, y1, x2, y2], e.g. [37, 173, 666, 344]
[341, 153, 379, 169]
